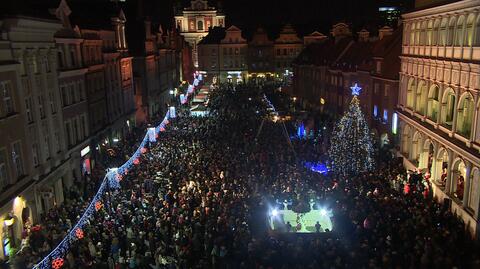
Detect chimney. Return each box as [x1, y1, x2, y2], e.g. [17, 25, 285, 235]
[379, 26, 393, 40]
[357, 29, 370, 42]
[145, 19, 152, 39]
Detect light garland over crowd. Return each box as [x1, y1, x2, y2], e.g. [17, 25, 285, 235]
[32, 73, 203, 269]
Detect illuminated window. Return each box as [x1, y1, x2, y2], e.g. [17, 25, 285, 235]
[373, 105, 378, 117]
[383, 109, 388, 122]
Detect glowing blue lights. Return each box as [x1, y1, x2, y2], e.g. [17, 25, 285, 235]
[350, 83, 361, 96]
[304, 162, 329, 174]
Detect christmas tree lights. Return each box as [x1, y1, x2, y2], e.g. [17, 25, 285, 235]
[328, 84, 375, 176]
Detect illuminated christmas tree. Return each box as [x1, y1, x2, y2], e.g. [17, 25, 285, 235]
[328, 84, 375, 176]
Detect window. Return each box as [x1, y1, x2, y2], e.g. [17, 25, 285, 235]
[48, 91, 56, 114]
[32, 143, 39, 167]
[410, 23, 416, 45]
[383, 109, 388, 122]
[427, 20, 433, 45]
[439, 18, 448, 46]
[44, 134, 50, 159]
[235, 48, 239, 55]
[223, 48, 227, 55]
[70, 84, 76, 103]
[229, 48, 233, 55]
[32, 55, 38, 73]
[61, 86, 68, 106]
[82, 114, 88, 137]
[73, 119, 78, 143]
[44, 56, 50, 72]
[384, 84, 390, 97]
[376, 61, 382, 73]
[374, 83, 380, 95]
[197, 20, 204, 31]
[373, 105, 378, 117]
[54, 131, 61, 153]
[465, 15, 475, 46]
[79, 82, 85, 101]
[1, 81, 15, 115]
[65, 121, 72, 147]
[38, 95, 45, 118]
[25, 97, 33, 123]
[12, 141, 24, 178]
[58, 51, 64, 68]
[447, 17, 456, 46]
[455, 16, 465, 46]
[0, 151, 8, 189]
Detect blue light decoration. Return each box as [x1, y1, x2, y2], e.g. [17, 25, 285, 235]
[304, 162, 329, 174]
[180, 94, 187, 104]
[169, 106, 176, 118]
[32, 80, 184, 269]
[147, 127, 156, 143]
[350, 83, 361, 96]
[198, 74, 203, 81]
[187, 84, 194, 94]
[193, 78, 199, 87]
[263, 94, 279, 117]
[297, 123, 306, 139]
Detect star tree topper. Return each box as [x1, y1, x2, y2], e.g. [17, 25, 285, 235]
[350, 83, 361, 96]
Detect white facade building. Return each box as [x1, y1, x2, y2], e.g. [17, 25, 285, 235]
[398, 0, 480, 236]
[174, 0, 225, 67]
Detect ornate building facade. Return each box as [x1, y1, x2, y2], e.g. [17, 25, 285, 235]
[198, 26, 248, 84]
[174, 0, 225, 67]
[398, 0, 480, 236]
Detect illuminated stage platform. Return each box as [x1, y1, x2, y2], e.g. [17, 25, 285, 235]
[268, 207, 333, 233]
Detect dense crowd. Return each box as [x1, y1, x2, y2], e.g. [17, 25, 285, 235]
[12, 84, 480, 269]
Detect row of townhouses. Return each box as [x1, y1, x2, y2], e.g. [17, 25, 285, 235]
[0, 0, 191, 257]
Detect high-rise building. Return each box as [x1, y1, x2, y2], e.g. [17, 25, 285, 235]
[397, 0, 480, 236]
[174, 0, 225, 67]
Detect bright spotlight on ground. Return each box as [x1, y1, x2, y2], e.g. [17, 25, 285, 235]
[271, 209, 278, 216]
[320, 209, 327, 216]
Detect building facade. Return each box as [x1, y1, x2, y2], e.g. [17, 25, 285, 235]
[175, 0, 225, 67]
[292, 23, 401, 145]
[0, 0, 137, 258]
[131, 19, 185, 125]
[248, 27, 275, 82]
[198, 26, 248, 84]
[274, 24, 303, 81]
[0, 15, 69, 258]
[398, 0, 480, 236]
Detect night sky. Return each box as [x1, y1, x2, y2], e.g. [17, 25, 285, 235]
[138, 0, 415, 38]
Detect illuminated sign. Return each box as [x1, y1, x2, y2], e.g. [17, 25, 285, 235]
[80, 146, 90, 157]
[379, 7, 397, 12]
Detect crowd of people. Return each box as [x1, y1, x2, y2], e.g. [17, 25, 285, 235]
[11, 83, 480, 268]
